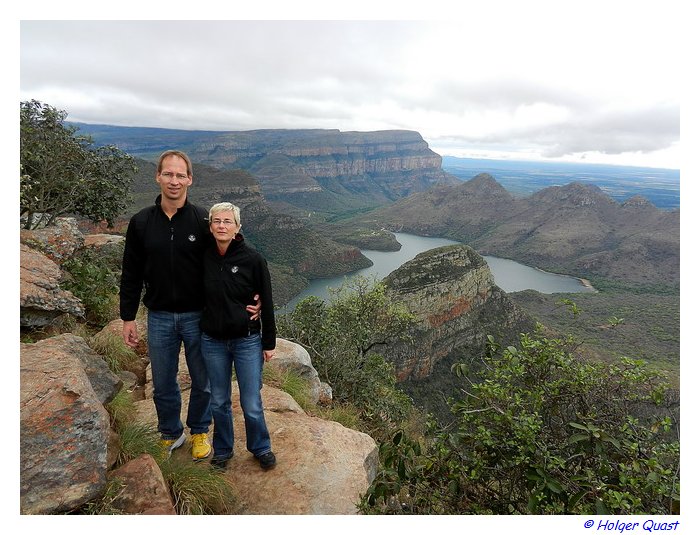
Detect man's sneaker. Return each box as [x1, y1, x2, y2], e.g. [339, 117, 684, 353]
[191, 433, 212, 461]
[257, 451, 277, 470]
[162, 432, 185, 457]
[210, 455, 232, 471]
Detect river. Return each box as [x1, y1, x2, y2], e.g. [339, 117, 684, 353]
[283, 232, 595, 309]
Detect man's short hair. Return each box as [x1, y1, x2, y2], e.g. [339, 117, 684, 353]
[157, 150, 193, 177]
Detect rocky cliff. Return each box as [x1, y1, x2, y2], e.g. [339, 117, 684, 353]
[381, 244, 535, 381]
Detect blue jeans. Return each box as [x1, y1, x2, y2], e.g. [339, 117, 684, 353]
[200, 332, 271, 459]
[147, 310, 211, 439]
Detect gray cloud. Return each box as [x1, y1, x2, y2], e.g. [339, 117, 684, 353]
[19, 19, 680, 167]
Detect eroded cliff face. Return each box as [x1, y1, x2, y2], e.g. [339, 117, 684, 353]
[382, 244, 533, 381]
[187, 129, 458, 200]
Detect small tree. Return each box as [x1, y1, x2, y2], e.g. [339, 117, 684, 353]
[20, 100, 137, 229]
[277, 276, 416, 435]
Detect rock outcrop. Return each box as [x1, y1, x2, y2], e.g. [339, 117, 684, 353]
[20, 243, 85, 327]
[382, 244, 534, 380]
[20, 217, 85, 264]
[268, 338, 331, 405]
[135, 384, 377, 515]
[107, 454, 176, 515]
[20, 334, 119, 514]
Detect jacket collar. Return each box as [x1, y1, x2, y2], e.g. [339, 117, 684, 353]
[218, 232, 245, 257]
[155, 194, 190, 215]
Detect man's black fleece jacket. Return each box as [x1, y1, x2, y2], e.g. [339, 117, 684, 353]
[199, 234, 276, 351]
[119, 196, 212, 321]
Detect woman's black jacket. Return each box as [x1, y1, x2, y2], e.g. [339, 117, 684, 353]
[199, 234, 276, 350]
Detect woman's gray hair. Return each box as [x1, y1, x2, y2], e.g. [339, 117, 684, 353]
[208, 202, 241, 227]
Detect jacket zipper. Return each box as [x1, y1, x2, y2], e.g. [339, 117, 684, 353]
[170, 223, 176, 306]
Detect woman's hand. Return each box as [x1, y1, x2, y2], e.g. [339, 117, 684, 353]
[263, 349, 275, 362]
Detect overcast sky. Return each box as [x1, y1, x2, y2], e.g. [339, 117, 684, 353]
[17, 3, 682, 169]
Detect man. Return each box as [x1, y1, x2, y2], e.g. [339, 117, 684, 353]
[119, 149, 259, 460]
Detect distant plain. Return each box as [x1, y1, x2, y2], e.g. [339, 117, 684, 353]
[442, 156, 680, 210]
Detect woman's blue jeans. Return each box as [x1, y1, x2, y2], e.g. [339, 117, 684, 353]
[147, 310, 211, 439]
[201, 332, 271, 459]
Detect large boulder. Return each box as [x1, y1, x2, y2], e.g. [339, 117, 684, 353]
[226, 385, 378, 514]
[107, 454, 176, 515]
[267, 338, 325, 404]
[20, 243, 85, 327]
[20, 334, 114, 514]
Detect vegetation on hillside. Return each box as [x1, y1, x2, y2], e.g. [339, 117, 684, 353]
[277, 277, 679, 515]
[511, 289, 680, 380]
[360, 328, 680, 515]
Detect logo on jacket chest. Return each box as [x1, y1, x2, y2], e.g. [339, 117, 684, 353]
[188, 235, 196, 242]
[230, 266, 239, 274]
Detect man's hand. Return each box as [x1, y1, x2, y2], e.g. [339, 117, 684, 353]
[246, 294, 261, 320]
[263, 349, 275, 362]
[123, 320, 139, 348]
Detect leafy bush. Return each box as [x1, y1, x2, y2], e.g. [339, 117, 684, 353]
[277, 277, 415, 437]
[361, 327, 679, 515]
[62, 247, 120, 327]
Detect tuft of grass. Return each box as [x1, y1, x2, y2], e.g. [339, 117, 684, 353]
[315, 402, 362, 431]
[115, 420, 164, 465]
[106, 386, 163, 464]
[160, 458, 239, 514]
[268, 368, 314, 411]
[106, 387, 137, 426]
[77, 477, 127, 515]
[89, 329, 140, 374]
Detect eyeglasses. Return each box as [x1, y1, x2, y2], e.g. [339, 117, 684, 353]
[159, 171, 189, 180]
[211, 219, 237, 227]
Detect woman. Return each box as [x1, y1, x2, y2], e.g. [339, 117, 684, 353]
[200, 202, 277, 470]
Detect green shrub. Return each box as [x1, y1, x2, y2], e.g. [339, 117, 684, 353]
[361, 328, 680, 515]
[62, 247, 120, 327]
[277, 277, 415, 437]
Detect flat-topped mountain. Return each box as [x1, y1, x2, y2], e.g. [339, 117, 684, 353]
[345, 174, 679, 288]
[72, 124, 460, 217]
